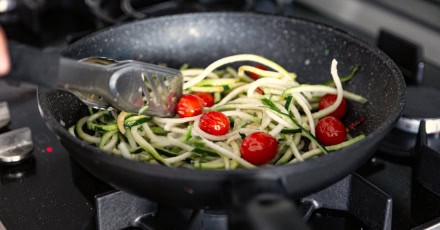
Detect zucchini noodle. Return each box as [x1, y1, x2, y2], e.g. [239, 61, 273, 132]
[71, 55, 368, 169]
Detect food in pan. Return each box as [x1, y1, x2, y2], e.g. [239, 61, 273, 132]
[69, 54, 367, 169]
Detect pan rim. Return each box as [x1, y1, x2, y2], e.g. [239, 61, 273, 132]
[39, 12, 405, 183]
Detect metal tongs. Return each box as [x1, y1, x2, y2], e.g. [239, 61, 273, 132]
[6, 42, 183, 117]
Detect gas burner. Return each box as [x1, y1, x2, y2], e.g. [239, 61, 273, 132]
[377, 31, 437, 135]
[379, 128, 417, 157]
[396, 87, 440, 134]
[376, 30, 440, 157]
[379, 131, 440, 159]
[379, 87, 440, 157]
[379, 126, 440, 158]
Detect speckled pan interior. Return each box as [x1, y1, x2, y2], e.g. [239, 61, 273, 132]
[37, 13, 405, 208]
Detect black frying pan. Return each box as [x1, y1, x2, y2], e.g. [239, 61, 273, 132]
[36, 12, 405, 228]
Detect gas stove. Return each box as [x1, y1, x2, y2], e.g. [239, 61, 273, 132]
[1, 1, 440, 230]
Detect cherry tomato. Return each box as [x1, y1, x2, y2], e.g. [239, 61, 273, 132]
[194, 92, 215, 107]
[240, 132, 278, 165]
[166, 92, 178, 112]
[315, 116, 347, 146]
[199, 111, 230, 135]
[249, 65, 268, 94]
[177, 94, 204, 118]
[318, 94, 347, 119]
[249, 64, 268, 80]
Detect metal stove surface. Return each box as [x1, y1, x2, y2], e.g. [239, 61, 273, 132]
[0, 82, 95, 229]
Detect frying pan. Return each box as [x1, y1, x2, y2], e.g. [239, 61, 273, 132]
[36, 12, 405, 228]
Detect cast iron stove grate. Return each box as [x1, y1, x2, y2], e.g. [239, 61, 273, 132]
[88, 172, 391, 230]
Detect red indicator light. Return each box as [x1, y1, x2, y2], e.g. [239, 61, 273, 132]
[46, 146, 53, 153]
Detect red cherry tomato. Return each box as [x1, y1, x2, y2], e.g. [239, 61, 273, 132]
[177, 94, 204, 118]
[249, 64, 268, 80]
[166, 92, 178, 112]
[315, 116, 347, 146]
[194, 92, 215, 107]
[318, 94, 347, 119]
[240, 132, 279, 165]
[249, 65, 268, 94]
[199, 111, 230, 136]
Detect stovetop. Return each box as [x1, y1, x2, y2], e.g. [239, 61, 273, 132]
[1, 1, 440, 230]
[0, 83, 95, 229]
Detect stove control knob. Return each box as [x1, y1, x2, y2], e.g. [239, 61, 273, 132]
[0, 127, 33, 164]
[0, 101, 10, 129]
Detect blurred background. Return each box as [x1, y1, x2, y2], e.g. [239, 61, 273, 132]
[0, 0, 439, 66]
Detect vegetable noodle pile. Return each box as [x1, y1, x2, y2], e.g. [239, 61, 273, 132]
[70, 54, 367, 169]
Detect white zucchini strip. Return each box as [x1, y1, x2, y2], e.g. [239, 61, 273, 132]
[164, 152, 192, 164]
[181, 69, 219, 78]
[76, 117, 101, 144]
[184, 54, 291, 89]
[200, 137, 255, 169]
[238, 65, 284, 78]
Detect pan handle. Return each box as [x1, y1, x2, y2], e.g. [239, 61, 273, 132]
[229, 193, 310, 230]
[6, 41, 59, 89]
